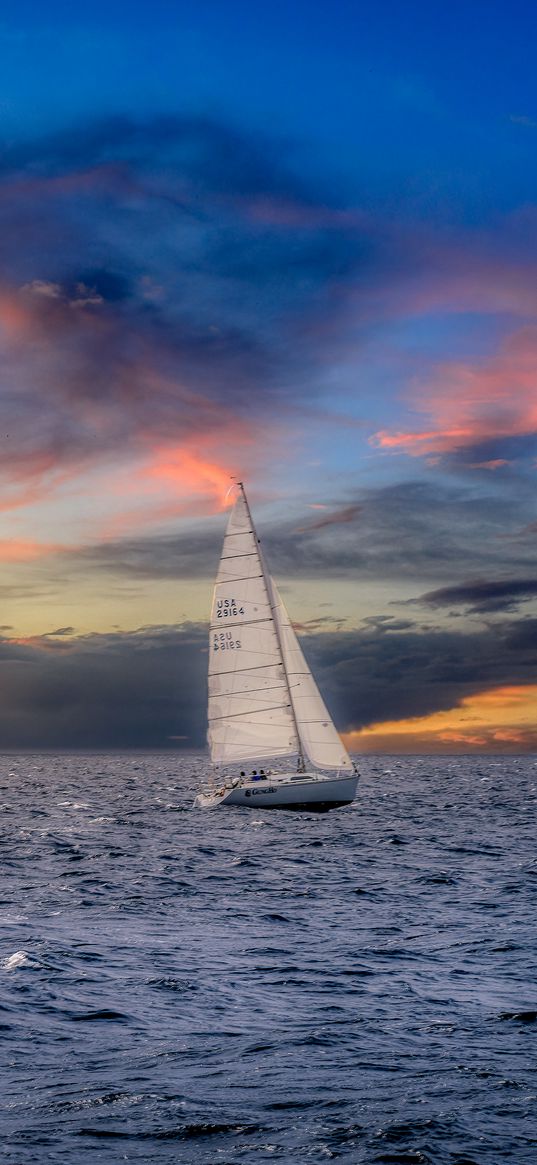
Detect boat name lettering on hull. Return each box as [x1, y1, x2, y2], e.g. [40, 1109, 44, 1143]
[245, 787, 276, 796]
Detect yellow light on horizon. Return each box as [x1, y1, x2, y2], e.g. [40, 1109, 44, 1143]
[343, 684, 537, 753]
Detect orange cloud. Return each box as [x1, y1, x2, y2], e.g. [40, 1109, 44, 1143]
[0, 539, 63, 562]
[93, 419, 264, 540]
[344, 683, 537, 753]
[1, 630, 74, 647]
[146, 448, 234, 509]
[0, 290, 32, 338]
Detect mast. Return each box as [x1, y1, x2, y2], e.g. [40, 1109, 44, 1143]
[237, 482, 306, 772]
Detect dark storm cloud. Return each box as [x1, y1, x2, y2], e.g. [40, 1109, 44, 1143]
[417, 578, 537, 614]
[503, 617, 537, 651]
[299, 617, 537, 733]
[0, 624, 207, 749]
[1, 615, 535, 748]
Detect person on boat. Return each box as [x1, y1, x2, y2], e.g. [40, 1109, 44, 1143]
[252, 770, 261, 781]
[259, 769, 267, 780]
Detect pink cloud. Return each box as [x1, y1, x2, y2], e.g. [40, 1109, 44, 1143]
[467, 459, 509, 470]
[372, 326, 537, 458]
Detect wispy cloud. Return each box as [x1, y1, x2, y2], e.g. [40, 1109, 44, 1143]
[510, 114, 537, 128]
[415, 577, 537, 614]
[0, 539, 65, 562]
[372, 327, 537, 464]
[295, 503, 363, 532]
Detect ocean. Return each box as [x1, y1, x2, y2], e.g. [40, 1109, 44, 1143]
[1, 753, 536, 1164]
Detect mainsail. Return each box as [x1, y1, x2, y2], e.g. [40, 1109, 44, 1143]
[207, 485, 353, 773]
[208, 490, 298, 765]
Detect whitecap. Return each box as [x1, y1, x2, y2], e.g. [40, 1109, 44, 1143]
[3, 950, 31, 971]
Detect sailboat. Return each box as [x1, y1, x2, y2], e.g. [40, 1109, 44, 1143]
[195, 483, 358, 811]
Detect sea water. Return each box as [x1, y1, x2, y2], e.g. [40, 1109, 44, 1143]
[1, 754, 536, 1164]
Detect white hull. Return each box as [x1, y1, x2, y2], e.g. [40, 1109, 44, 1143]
[194, 771, 358, 811]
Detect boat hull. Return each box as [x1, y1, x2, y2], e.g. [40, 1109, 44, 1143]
[195, 772, 358, 811]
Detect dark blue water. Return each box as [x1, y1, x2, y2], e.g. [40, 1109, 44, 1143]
[1, 754, 536, 1164]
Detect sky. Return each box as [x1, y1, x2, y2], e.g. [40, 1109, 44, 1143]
[1, 0, 537, 753]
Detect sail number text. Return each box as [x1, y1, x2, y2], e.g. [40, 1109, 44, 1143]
[216, 598, 244, 618]
[213, 632, 242, 651]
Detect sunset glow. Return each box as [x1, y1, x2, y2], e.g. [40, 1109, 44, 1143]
[345, 686, 537, 754]
[145, 448, 237, 510]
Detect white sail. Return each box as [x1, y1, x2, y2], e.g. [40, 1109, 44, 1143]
[207, 491, 298, 766]
[269, 579, 354, 773]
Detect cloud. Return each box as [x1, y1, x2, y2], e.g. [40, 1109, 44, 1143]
[0, 114, 378, 514]
[1, 615, 536, 750]
[346, 684, 537, 754]
[300, 617, 537, 742]
[11, 112, 537, 522]
[62, 477, 536, 589]
[372, 326, 537, 464]
[3, 108, 537, 579]
[0, 539, 60, 561]
[295, 503, 363, 532]
[467, 459, 509, 471]
[0, 624, 207, 749]
[510, 114, 537, 128]
[416, 577, 537, 614]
